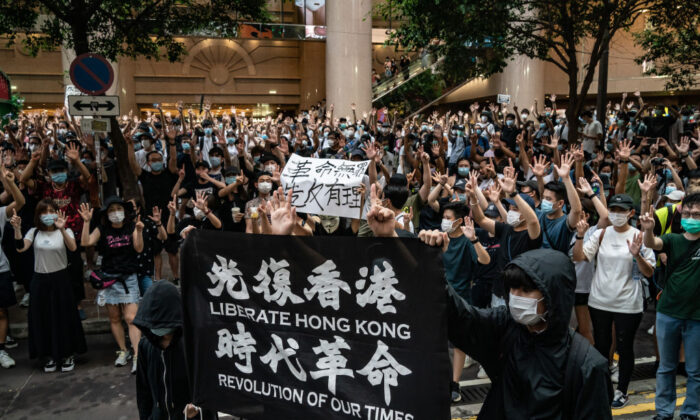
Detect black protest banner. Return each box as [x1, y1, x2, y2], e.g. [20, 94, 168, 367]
[181, 230, 450, 420]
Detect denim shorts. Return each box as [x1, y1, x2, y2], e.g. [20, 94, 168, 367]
[103, 273, 140, 305]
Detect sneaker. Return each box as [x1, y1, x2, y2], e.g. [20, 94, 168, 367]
[477, 365, 488, 379]
[44, 359, 57, 372]
[19, 293, 30, 307]
[610, 363, 619, 384]
[131, 356, 138, 375]
[612, 390, 629, 409]
[679, 415, 697, 420]
[5, 335, 18, 349]
[0, 350, 15, 368]
[450, 381, 462, 403]
[60, 356, 75, 372]
[463, 356, 476, 369]
[647, 325, 654, 335]
[115, 350, 129, 367]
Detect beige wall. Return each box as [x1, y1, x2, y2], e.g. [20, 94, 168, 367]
[1, 37, 327, 113]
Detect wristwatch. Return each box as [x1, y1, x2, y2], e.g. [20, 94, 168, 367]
[509, 191, 518, 198]
[576, 235, 584, 240]
[470, 239, 479, 244]
[585, 193, 595, 199]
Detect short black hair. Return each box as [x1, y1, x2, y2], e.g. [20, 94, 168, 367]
[684, 192, 700, 209]
[503, 264, 538, 293]
[442, 201, 468, 220]
[383, 184, 409, 209]
[544, 181, 566, 202]
[146, 150, 162, 161]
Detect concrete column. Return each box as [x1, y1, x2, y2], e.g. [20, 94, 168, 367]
[300, 42, 326, 109]
[325, 0, 372, 119]
[495, 55, 546, 109]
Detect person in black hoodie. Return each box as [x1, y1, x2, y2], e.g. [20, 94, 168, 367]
[422, 230, 614, 419]
[133, 280, 216, 420]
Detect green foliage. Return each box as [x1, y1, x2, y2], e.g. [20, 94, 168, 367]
[634, 0, 700, 90]
[376, 70, 448, 117]
[1, 94, 25, 126]
[0, 0, 269, 60]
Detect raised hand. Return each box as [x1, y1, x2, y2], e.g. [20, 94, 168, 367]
[576, 177, 594, 196]
[532, 154, 549, 178]
[639, 205, 656, 231]
[135, 215, 145, 232]
[269, 187, 297, 236]
[554, 152, 575, 179]
[9, 208, 21, 230]
[462, 218, 477, 241]
[678, 136, 691, 155]
[55, 210, 67, 229]
[366, 183, 396, 237]
[576, 218, 589, 237]
[637, 172, 657, 194]
[361, 140, 377, 160]
[417, 229, 450, 252]
[149, 206, 162, 224]
[497, 165, 517, 194]
[194, 191, 208, 211]
[65, 142, 80, 162]
[626, 232, 643, 257]
[486, 184, 502, 203]
[617, 139, 632, 160]
[167, 195, 178, 214]
[78, 203, 93, 222]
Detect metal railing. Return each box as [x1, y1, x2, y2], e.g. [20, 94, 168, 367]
[372, 55, 444, 103]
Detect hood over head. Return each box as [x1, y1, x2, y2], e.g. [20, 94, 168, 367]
[133, 281, 183, 343]
[506, 249, 575, 340]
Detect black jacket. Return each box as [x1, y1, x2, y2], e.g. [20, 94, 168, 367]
[134, 281, 216, 420]
[447, 249, 613, 419]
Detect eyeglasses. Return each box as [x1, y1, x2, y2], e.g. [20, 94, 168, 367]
[681, 211, 700, 219]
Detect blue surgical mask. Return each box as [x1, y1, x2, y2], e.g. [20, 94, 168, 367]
[182, 142, 191, 151]
[617, 119, 625, 126]
[51, 172, 67, 184]
[540, 199, 554, 214]
[133, 142, 143, 151]
[539, 122, 546, 129]
[680, 218, 700, 234]
[506, 120, 514, 127]
[210, 157, 221, 167]
[204, 128, 213, 136]
[150, 161, 164, 172]
[339, 123, 347, 130]
[457, 167, 470, 177]
[226, 137, 235, 144]
[225, 176, 237, 185]
[40, 214, 57, 226]
[476, 129, 482, 135]
[664, 186, 676, 195]
[628, 163, 636, 172]
[663, 168, 673, 179]
[261, 134, 269, 140]
[457, 193, 466, 202]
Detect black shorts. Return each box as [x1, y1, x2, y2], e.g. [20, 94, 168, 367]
[574, 292, 590, 306]
[0, 271, 17, 308]
[164, 234, 180, 255]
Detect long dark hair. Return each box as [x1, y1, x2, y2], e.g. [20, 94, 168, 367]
[33, 198, 57, 231]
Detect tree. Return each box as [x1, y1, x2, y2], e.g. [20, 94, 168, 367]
[377, 0, 651, 143]
[0, 0, 267, 200]
[634, 0, 700, 90]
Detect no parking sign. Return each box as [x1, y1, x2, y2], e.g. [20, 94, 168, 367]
[69, 53, 114, 95]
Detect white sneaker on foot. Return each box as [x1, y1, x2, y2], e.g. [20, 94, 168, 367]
[610, 363, 619, 384]
[131, 356, 138, 374]
[464, 356, 476, 369]
[477, 365, 488, 379]
[19, 293, 29, 307]
[647, 325, 654, 335]
[115, 350, 129, 367]
[0, 350, 16, 368]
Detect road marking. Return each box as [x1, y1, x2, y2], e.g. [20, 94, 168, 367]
[613, 396, 685, 415]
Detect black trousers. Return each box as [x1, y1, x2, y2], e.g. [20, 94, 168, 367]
[589, 306, 643, 394]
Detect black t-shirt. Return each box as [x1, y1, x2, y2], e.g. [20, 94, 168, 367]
[473, 228, 501, 283]
[646, 115, 676, 139]
[139, 170, 177, 218]
[491, 222, 543, 297]
[192, 180, 219, 198]
[218, 194, 247, 232]
[97, 223, 139, 275]
[501, 125, 519, 150]
[418, 196, 449, 233]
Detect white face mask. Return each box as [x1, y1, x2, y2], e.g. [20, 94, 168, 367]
[440, 218, 457, 233]
[506, 210, 521, 226]
[509, 293, 546, 326]
[264, 164, 276, 174]
[327, 139, 335, 147]
[192, 207, 205, 220]
[108, 211, 125, 224]
[480, 116, 488, 123]
[520, 113, 528, 120]
[142, 140, 151, 149]
[608, 212, 629, 227]
[258, 182, 272, 194]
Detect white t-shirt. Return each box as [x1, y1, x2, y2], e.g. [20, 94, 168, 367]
[0, 207, 9, 273]
[395, 212, 414, 234]
[569, 225, 597, 294]
[584, 226, 655, 313]
[582, 120, 603, 153]
[25, 228, 74, 274]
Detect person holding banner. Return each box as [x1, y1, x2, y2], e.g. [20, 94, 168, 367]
[364, 187, 612, 419]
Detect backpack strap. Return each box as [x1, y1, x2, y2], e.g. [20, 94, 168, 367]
[598, 227, 607, 247]
[563, 330, 589, 419]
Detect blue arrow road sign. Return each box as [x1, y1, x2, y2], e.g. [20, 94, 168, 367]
[69, 53, 114, 95]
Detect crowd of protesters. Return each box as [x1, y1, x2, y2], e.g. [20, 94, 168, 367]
[0, 90, 699, 419]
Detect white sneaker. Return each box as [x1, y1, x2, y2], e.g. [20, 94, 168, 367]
[0, 350, 16, 368]
[477, 365, 488, 379]
[115, 350, 129, 367]
[647, 325, 654, 335]
[464, 356, 476, 369]
[611, 363, 619, 384]
[19, 293, 30, 307]
[131, 356, 138, 375]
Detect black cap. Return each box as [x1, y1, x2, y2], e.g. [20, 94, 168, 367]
[101, 195, 127, 212]
[351, 149, 366, 159]
[516, 179, 539, 192]
[484, 203, 499, 218]
[195, 160, 210, 170]
[261, 153, 280, 165]
[453, 178, 467, 191]
[64, 130, 77, 139]
[47, 159, 68, 171]
[608, 194, 634, 210]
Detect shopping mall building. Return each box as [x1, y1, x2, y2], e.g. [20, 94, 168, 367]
[1, 0, 698, 119]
